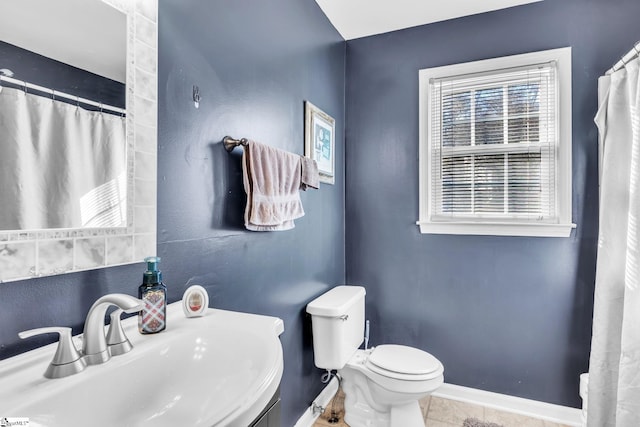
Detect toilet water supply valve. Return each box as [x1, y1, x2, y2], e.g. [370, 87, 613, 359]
[312, 402, 326, 415]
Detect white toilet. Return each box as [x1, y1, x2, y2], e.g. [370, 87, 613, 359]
[307, 285, 444, 427]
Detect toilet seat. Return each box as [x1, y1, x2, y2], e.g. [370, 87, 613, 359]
[365, 345, 443, 381]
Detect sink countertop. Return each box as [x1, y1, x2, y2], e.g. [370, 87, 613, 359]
[0, 302, 285, 427]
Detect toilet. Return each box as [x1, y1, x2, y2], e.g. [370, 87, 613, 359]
[306, 285, 444, 427]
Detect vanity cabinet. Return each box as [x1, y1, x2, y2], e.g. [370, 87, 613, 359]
[250, 388, 281, 427]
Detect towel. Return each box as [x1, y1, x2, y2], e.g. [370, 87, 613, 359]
[242, 140, 305, 231]
[300, 156, 320, 190]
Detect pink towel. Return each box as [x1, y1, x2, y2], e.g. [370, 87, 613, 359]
[300, 156, 320, 190]
[242, 140, 305, 231]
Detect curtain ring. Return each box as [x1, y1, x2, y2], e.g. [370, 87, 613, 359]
[51, 89, 56, 102]
[0, 69, 12, 92]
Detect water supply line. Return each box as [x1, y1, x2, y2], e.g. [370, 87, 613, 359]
[314, 371, 342, 417]
[321, 369, 334, 383]
[364, 319, 370, 350]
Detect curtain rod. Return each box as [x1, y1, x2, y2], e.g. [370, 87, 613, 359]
[607, 41, 640, 75]
[0, 72, 126, 115]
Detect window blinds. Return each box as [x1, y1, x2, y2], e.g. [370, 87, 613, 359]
[429, 61, 558, 222]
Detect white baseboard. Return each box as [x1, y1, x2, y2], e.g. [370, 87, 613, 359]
[294, 376, 340, 427]
[293, 380, 583, 427]
[432, 383, 583, 427]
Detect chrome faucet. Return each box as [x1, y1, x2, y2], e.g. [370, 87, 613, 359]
[82, 293, 143, 365]
[19, 293, 143, 378]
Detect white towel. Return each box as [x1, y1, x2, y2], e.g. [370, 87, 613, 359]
[242, 140, 305, 231]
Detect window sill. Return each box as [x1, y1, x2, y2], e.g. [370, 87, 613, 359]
[416, 221, 576, 237]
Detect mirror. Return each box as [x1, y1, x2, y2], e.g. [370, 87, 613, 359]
[0, 0, 127, 231]
[0, 0, 158, 282]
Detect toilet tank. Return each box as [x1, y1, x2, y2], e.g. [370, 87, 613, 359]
[306, 285, 365, 370]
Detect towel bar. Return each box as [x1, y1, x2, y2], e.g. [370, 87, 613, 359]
[223, 136, 249, 152]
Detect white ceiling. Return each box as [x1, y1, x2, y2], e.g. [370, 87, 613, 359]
[314, 0, 543, 40]
[0, 1, 541, 82]
[0, 0, 126, 83]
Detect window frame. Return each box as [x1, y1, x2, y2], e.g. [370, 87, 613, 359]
[418, 47, 575, 237]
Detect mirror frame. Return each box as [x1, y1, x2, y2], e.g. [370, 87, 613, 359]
[0, 0, 157, 283]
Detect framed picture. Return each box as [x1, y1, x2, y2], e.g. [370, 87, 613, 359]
[304, 101, 335, 184]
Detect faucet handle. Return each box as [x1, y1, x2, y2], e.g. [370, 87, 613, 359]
[19, 327, 86, 378]
[106, 309, 134, 356]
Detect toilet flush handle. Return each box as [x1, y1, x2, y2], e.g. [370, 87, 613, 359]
[339, 315, 348, 321]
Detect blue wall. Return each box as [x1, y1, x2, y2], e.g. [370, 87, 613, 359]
[157, 0, 345, 425]
[0, 40, 125, 108]
[344, 0, 640, 408]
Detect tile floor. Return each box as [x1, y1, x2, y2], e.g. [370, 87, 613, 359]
[313, 389, 573, 427]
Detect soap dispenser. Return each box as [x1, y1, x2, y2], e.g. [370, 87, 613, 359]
[138, 256, 167, 334]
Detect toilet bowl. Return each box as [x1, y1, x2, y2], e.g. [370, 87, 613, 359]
[307, 286, 444, 427]
[340, 346, 444, 427]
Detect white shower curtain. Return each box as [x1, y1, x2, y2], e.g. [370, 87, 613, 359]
[589, 58, 640, 427]
[0, 86, 126, 230]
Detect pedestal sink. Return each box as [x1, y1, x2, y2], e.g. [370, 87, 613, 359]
[0, 302, 284, 426]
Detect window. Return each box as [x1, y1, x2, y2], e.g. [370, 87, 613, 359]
[418, 48, 575, 237]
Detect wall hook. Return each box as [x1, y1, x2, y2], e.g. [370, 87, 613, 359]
[193, 85, 201, 109]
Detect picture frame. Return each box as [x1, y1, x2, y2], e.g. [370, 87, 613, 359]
[304, 101, 335, 184]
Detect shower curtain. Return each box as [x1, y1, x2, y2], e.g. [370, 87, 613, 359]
[0, 86, 126, 230]
[589, 58, 640, 426]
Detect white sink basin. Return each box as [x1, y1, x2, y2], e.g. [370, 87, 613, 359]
[0, 302, 284, 427]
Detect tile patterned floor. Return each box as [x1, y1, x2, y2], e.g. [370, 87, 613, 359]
[313, 390, 573, 427]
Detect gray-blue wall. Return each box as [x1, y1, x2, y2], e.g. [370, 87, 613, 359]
[345, 0, 640, 408]
[0, 40, 125, 109]
[158, 0, 346, 425]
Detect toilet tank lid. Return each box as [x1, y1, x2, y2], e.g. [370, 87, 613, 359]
[306, 285, 366, 317]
